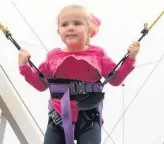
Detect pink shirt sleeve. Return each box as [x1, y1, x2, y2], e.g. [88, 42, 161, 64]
[101, 49, 135, 86]
[19, 51, 53, 91]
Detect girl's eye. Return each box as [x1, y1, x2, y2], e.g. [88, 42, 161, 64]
[74, 21, 82, 26]
[61, 23, 68, 27]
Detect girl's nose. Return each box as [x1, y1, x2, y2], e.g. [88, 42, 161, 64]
[68, 25, 74, 31]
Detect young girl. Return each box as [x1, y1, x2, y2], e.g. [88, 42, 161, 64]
[18, 4, 140, 144]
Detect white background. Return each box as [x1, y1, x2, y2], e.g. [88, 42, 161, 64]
[0, 0, 164, 143]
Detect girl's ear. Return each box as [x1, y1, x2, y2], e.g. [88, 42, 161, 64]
[88, 26, 93, 38]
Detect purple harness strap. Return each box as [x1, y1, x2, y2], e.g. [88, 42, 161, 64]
[49, 82, 104, 94]
[48, 84, 74, 144]
[61, 88, 74, 144]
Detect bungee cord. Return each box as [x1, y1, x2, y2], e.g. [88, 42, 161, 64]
[103, 10, 164, 85]
[103, 10, 164, 144]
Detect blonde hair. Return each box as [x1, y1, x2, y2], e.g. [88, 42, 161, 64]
[57, 4, 92, 46]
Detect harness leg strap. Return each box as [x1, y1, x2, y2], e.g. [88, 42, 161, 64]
[61, 88, 75, 144]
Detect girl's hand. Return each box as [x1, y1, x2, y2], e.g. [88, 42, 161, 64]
[128, 41, 140, 59]
[18, 48, 31, 66]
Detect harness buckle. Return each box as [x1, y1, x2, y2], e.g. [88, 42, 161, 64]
[49, 110, 62, 125]
[70, 81, 86, 95]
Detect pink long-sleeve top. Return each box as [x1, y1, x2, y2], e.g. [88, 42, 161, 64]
[19, 45, 135, 122]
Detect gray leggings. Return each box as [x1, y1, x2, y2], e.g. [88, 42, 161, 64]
[44, 116, 101, 144]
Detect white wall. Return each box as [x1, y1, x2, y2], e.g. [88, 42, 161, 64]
[0, 0, 164, 143]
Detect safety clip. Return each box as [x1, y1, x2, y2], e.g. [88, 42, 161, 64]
[141, 23, 149, 35]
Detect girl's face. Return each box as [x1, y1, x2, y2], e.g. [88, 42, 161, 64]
[58, 8, 91, 49]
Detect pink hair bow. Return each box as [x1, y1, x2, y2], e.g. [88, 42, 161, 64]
[90, 14, 101, 38]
